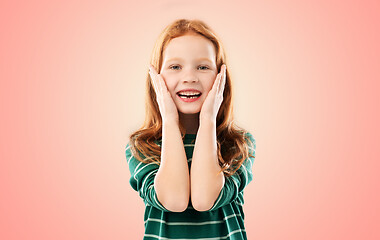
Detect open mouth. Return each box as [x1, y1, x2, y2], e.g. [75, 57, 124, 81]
[177, 93, 202, 99]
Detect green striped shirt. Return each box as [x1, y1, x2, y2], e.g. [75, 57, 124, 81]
[125, 132, 256, 240]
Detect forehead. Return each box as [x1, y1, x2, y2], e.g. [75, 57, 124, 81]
[162, 34, 216, 62]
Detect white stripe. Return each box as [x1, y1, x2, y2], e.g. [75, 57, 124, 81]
[125, 145, 132, 164]
[133, 162, 143, 174]
[184, 144, 194, 147]
[133, 162, 157, 181]
[153, 190, 165, 210]
[226, 229, 246, 238]
[127, 155, 133, 164]
[231, 176, 239, 188]
[147, 218, 222, 226]
[140, 170, 158, 195]
[144, 156, 156, 161]
[144, 213, 241, 226]
[125, 145, 156, 165]
[240, 164, 248, 187]
[144, 228, 245, 240]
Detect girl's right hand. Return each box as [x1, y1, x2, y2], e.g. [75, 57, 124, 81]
[148, 64, 179, 124]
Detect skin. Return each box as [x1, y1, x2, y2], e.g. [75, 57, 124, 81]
[149, 32, 226, 133]
[148, 32, 227, 212]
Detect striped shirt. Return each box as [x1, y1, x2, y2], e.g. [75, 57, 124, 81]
[125, 132, 256, 240]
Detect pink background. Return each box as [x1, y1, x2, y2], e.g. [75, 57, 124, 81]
[1, 0, 379, 239]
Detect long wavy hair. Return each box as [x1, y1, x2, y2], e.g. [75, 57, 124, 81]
[128, 19, 254, 177]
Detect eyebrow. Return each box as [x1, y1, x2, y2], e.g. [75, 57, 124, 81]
[166, 57, 213, 63]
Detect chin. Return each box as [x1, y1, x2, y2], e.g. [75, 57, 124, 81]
[177, 106, 201, 115]
[178, 110, 201, 115]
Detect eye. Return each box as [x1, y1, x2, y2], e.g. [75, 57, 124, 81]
[169, 65, 181, 70]
[168, 65, 210, 70]
[198, 65, 210, 70]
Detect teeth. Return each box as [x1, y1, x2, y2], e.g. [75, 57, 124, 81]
[179, 95, 199, 99]
[178, 94, 200, 97]
[178, 91, 201, 96]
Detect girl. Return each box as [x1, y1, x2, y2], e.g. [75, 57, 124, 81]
[125, 19, 256, 240]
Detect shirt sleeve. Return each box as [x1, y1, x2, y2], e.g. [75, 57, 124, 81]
[125, 143, 171, 212]
[208, 132, 256, 211]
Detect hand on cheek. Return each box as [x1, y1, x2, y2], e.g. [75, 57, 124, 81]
[149, 64, 179, 124]
[199, 64, 226, 122]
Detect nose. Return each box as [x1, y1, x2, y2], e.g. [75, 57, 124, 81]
[181, 68, 198, 83]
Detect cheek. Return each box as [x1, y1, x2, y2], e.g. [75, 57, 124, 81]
[161, 75, 175, 90]
[204, 77, 216, 92]
[167, 82, 177, 92]
[165, 81, 179, 98]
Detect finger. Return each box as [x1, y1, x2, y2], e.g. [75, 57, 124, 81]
[149, 64, 159, 75]
[156, 74, 164, 93]
[219, 65, 226, 95]
[216, 65, 225, 94]
[151, 65, 165, 93]
[149, 65, 159, 94]
[157, 74, 173, 98]
[217, 65, 225, 93]
[216, 64, 224, 91]
[213, 72, 221, 92]
[216, 73, 222, 94]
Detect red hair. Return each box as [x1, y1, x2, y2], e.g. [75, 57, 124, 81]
[128, 19, 254, 177]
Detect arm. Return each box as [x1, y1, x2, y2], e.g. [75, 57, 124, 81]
[190, 119, 225, 212]
[154, 120, 190, 212]
[207, 132, 256, 211]
[191, 130, 256, 212]
[126, 144, 168, 212]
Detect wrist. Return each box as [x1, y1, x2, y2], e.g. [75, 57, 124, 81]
[199, 117, 216, 128]
[200, 112, 217, 123]
[163, 118, 179, 127]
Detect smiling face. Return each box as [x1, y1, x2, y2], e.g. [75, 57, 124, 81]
[159, 32, 218, 115]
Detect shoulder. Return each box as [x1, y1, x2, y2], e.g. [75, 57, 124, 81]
[125, 142, 160, 176]
[124, 142, 143, 165]
[125, 142, 136, 165]
[244, 131, 255, 140]
[243, 131, 256, 149]
[125, 142, 132, 156]
[241, 131, 256, 163]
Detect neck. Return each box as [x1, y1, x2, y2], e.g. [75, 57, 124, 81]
[179, 112, 200, 135]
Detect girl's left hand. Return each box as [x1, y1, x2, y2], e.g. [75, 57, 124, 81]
[199, 64, 227, 122]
